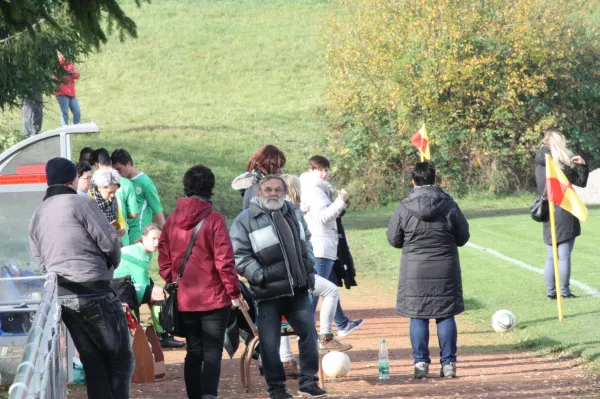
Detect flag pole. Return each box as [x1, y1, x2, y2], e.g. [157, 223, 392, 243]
[420, 151, 424, 162]
[546, 154, 564, 322]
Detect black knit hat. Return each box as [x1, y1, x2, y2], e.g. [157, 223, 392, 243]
[46, 157, 77, 186]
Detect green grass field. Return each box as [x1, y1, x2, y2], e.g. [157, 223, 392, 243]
[5, 0, 332, 217]
[3, 0, 600, 370]
[344, 201, 600, 366]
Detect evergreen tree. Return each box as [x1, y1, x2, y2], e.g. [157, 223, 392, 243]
[0, 0, 146, 109]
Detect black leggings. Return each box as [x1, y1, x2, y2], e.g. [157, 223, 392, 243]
[181, 307, 231, 398]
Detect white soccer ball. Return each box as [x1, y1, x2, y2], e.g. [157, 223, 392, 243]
[322, 351, 351, 378]
[492, 310, 517, 332]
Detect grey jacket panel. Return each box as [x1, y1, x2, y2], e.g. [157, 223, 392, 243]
[230, 198, 315, 300]
[29, 192, 121, 283]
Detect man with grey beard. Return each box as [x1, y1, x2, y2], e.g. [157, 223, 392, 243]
[230, 175, 327, 399]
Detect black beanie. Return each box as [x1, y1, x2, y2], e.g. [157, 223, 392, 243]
[46, 157, 77, 186]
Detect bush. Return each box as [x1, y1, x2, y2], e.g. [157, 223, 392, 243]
[326, 0, 600, 205]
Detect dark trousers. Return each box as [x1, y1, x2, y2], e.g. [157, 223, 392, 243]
[256, 292, 319, 395]
[21, 91, 43, 137]
[181, 306, 231, 398]
[60, 292, 134, 399]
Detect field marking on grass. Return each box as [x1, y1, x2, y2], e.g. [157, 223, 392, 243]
[466, 242, 600, 297]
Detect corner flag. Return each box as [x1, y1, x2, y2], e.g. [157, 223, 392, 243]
[411, 124, 430, 162]
[545, 154, 588, 222]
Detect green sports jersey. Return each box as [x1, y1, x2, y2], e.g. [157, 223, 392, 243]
[116, 177, 139, 246]
[128, 172, 163, 242]
[113, 243, 150, 304]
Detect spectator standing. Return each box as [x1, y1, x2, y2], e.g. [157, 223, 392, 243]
[91, 148, 139, 246]
[29, 157, 133, 398]
[230, 175, 327, 399]
[76, 162, 93, 196]
[22, 89, 43, 137]
[231, 145, 286, 210]
[386, 162, 470, 379]
[300, 155, 363, 337]
[534, 131, 589, 299]
[89, 169, 127, 239]
[79, 147, 94, 165]
[55, 52, 81, 126]
[112, 148, 165, 242]
[159, 164, 241, 399]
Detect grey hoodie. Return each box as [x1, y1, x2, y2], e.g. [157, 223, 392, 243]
[29, 185, 121, 296]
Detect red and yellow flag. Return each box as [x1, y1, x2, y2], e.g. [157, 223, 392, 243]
[545, 154, 588, 222]
[411, 124, 430, 161]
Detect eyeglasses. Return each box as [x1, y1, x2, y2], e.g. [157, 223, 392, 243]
[262, 187, 284, 194]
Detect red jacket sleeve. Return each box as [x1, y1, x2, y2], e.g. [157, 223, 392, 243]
[158, 218, 173, 284]
[212, 214, 241, 299]
[64, 63, 80, 79]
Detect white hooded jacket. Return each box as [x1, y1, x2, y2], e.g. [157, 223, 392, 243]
[300, 172, 347, 260]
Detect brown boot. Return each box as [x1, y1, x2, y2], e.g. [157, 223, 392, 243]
[283, 359, 300, 379]
[319, 333, 353, 354]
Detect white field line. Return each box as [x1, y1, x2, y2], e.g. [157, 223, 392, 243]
[466, 242, 600, 297]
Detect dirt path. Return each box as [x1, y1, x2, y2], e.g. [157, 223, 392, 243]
[68, 285, 599, 398]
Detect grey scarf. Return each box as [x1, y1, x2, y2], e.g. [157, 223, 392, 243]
[271, 209, 309, 290]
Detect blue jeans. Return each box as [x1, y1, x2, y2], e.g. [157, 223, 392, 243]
[256, 292, 319, 395]
[544, 238, 576, 296]
[309, 257, 350, 330]
[409, 317, 457, 365]
[181, 307, 230, 398]
[56, 95, 81, 126]
[60, 292, 134, 399]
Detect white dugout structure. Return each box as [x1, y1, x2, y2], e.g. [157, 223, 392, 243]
[0, 124, 98, 398]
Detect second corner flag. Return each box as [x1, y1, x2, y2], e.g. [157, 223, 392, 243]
[545, 154, 588, 222]
[411, 124, 430, 162]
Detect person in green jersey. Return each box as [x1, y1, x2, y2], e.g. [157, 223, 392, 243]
[113, 223, 185, 348]
[90, 148, 139, 245]
[111, 148, 166, 243]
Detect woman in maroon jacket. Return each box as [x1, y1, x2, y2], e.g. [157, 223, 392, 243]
[158, 164, 240, 399]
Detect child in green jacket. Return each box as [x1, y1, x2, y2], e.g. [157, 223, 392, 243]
[114, 223, 184, 348]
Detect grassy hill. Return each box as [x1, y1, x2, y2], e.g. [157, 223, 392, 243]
[6, 0, 332, 217]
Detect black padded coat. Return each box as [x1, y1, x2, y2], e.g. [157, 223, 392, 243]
[387, 186, 470, 319]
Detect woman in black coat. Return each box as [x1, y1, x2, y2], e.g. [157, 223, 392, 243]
[535, 131, 588, 300]
[387, 162, 470, 379]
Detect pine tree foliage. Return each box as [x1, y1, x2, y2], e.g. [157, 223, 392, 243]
[0, 0, 146, 109]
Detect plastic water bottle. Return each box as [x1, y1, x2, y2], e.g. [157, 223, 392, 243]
[378, 339, 390, 380]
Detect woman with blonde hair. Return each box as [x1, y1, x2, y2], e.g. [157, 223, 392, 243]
[281, 174, 351, 354]
[535, 131, 589, 299]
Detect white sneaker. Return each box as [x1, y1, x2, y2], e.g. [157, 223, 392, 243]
[337, 319, 364, 337]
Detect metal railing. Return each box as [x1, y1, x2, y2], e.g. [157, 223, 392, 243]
[8, 273, 64, 399]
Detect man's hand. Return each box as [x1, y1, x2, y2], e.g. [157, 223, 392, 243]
[338, 189, 350, 203]
[571, 155, 586, 165]
[116, 229, 126, 237]
[231, 298, 241, 309]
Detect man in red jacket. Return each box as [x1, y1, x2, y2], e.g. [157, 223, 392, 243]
[158, 164, 240, 399]
[56, 51, 81, 126]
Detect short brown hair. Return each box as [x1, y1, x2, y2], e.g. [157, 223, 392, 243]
[307, 155, 330, 170]
[246, 145, 286, 175]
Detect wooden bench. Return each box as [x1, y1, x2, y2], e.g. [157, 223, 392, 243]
[122, 303, 166, 383]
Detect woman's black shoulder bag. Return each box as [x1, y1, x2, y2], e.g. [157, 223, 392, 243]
[160, 214, 210, 337]
[530, 186, 548, 223]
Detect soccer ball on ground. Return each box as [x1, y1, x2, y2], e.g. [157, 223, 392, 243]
[492, 309, 517, 332]
[322, 351, 351, 378]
